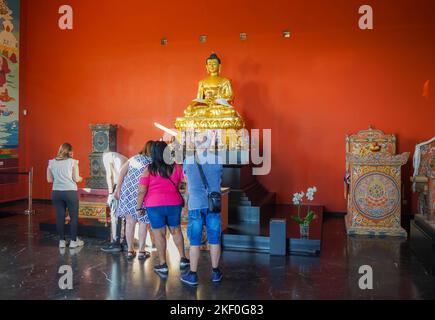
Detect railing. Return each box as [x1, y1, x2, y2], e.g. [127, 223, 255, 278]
[0, 166, 35, 215]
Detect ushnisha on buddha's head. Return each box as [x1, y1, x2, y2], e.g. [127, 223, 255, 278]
[206, 53, 221, 76]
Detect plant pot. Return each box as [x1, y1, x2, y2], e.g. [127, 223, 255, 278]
[300, 223, 309, 239]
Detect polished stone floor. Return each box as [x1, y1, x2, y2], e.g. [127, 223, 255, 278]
[0, 203, 434, 300]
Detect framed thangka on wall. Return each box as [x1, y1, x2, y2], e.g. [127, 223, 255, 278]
[0, 0, 19, 160]
[0, 0, 19, 185]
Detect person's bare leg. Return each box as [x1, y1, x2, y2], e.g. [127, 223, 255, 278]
[138, 223, 148, 252]
[120, 218, 127, 245]
[147, 223, 154, 248]
[152, 227, 167, 265]
[125, 215, 136, 252]
[209, 244, 221, 269]
[169, 226, 186, 259]
[189, 245, 200, 272]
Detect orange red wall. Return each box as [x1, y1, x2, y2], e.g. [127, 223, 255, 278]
[4, 0, 435, 213]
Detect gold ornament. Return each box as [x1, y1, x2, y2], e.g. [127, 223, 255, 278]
[175, 53, 245, 132]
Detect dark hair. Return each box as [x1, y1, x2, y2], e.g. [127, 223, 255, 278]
[148, 141, 174, 178]
[139, 140, 154, 157]
[206, 53, 221, 64]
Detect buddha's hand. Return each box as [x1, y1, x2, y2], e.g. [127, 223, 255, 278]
[215, 98, 232, 108]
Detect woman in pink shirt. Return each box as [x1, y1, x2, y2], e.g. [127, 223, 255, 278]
[136, 141, 189, 276]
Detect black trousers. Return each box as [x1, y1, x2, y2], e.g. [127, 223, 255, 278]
[110, 184, 125, 244]
[114, 216, 126, 244]
[52, 190, 79, 241]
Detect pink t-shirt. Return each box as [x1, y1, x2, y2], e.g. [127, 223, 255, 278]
[139, 164, 184, 207]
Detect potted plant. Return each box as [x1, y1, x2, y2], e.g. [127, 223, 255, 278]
[291, 187, 317, 239]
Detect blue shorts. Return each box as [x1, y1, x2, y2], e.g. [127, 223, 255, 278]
[146, 205, 182, 229]
[187, 208, 221, 246]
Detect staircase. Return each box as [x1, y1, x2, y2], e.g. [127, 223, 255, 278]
[221, 164, 276, 252]
[229, 181, 276, 223]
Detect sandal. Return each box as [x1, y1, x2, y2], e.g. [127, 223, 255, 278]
[127, 250, 136, 260]
[138, 251, 150, 261]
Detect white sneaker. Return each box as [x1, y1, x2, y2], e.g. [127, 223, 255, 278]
[69, 238, 84, 248]
[59, 240, 66, 248]
[69, 246, 83, 255]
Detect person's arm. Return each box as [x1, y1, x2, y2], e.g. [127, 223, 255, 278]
[103, 152, 117, 194]
[72, 160, 83, 183]
[177, 164, 186, 187]
[47, 167, 54, 183]
[113, 161, 129, 199]
[182, 161, 190, 184]
[179, 164, 188, 205]
[103, 153, 114, 194]
[136, 168, 149, 216]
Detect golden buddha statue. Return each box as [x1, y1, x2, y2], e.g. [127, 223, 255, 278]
[175, 53, 245, 131]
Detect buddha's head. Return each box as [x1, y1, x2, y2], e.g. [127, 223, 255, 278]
[206, 53, 221, 76]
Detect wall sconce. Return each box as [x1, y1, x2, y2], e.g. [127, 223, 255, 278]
[199, 35, 207, 43]
[239, 32, 247, 41]
[160, 37, 168, 45]
[282, 30, 291, 38]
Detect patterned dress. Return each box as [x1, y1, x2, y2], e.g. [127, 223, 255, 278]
[117, 154, 151, 224]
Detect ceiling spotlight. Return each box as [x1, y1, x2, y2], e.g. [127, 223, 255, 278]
[199, 35, 207, 43]
[240, 32, 247, 41]
[283, 30, 291, 38]
[160, 37, 168, 45]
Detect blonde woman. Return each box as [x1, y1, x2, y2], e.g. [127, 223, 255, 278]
[47, 143, 84, 248]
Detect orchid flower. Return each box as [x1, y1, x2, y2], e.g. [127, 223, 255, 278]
[291, 187, 317, 226]
[306, 186, 317, 201]
[292, 192, 304, 205]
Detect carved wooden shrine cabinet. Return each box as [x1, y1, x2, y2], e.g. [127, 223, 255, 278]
[345, 127, 409, 237]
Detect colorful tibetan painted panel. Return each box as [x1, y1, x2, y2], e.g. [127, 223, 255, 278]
[345, 152, 409, 237]
[430, 179, 435, 216]
[0, 0, 19, 159]
[349, 166, 401, 229]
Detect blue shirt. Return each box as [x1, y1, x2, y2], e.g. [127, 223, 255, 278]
[183, 153, 223, 210]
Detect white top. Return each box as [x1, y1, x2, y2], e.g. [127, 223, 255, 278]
[48, 158, 78, 191]
[102, 152, 128, 183]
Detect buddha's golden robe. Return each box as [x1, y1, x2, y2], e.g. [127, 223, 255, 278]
[175, 75, 244, 130]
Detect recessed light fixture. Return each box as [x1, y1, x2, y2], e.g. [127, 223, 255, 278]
[283, 30, 291, 38]
[160, 37, 168, 45]
[199, 35, 207, 43]
[240, 32, 247, 41]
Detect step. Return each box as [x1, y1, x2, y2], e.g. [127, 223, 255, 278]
[230, 200, 252, 206]
[222, 233, 269, 253]
[229, 195, 250, 203]
[222, 230, 321, 255]
[230, 205, 261, 223]
[229, 193, 276, 223]
[246, 191, 276, 207]
[229, 188, 275, 207]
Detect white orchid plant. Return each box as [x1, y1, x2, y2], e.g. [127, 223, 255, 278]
[291, 186, 317, 226]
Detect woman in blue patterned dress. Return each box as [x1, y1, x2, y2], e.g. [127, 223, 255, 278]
[114, 141, 154, 260]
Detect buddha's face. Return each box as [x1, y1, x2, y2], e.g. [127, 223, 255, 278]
[206, 59, 220, 75]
